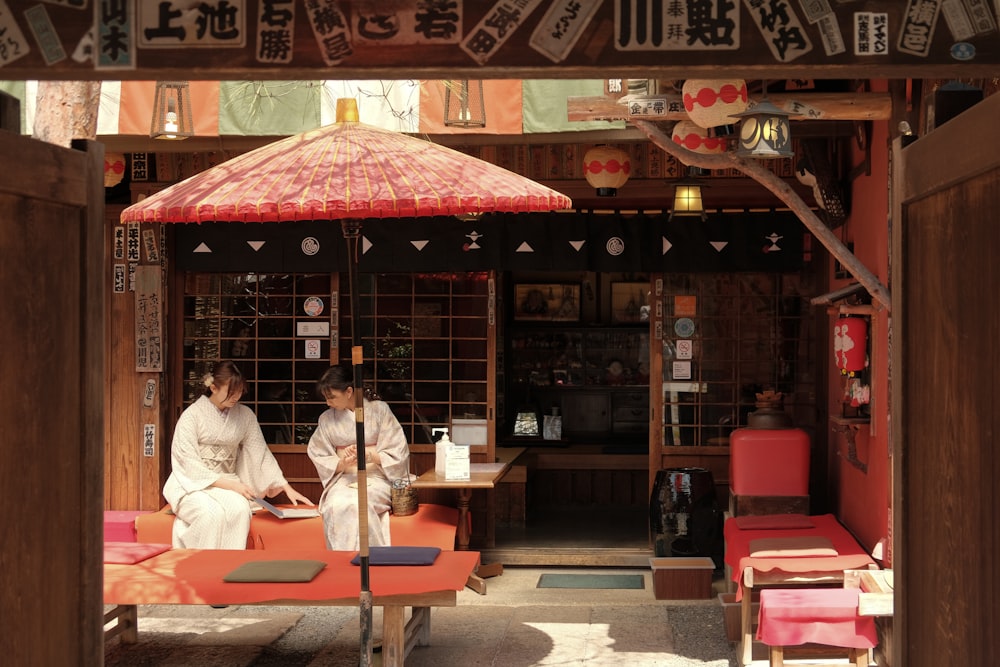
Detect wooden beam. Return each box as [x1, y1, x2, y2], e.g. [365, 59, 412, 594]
[568, 92, 892, 122]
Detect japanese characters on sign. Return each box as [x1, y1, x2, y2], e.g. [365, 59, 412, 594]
[615, 0, 741, 51]
[0, 0, 30, 67]
[138, 0, 247, 48]
[256, 0, 295, 63]
[4, 2, 1000, 78]
[135, 265, 163, 372]
[461, 0, 544, 65]
[744, 0, 813, 62]
[530, 0, 602, 63]
[304, 0, 352, 65]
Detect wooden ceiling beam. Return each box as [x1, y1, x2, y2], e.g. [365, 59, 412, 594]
[568, 92, 891, 123]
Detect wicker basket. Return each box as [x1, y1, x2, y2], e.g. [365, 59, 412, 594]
[390, 478, 418, 516]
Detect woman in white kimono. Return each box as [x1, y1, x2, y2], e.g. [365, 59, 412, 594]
[163, 360, 313, 549]
[308, 365, 410, 550]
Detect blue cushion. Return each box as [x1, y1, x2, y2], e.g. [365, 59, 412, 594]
[350, 546, 441, 565]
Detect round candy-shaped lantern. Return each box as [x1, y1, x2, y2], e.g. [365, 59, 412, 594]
[671, 120, 727, 154]
[583, 145, 630, 197]
[682, 79, 748, 130]
[104, 152, 126, 187]
[833, 317, 868, 375]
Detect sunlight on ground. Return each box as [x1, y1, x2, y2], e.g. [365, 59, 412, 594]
[103, 616, 272, 635]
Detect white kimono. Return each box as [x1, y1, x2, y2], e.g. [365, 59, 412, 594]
[163, 395, 288, 549]
[307, 398, 410, 550]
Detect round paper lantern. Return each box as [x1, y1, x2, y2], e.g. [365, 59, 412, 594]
[671, 120, 727, 154]
[833, 317, 868, 375]
[682, 79, 748, 129]
[583, 145, 630, 196]
[104, 152, 126, 187]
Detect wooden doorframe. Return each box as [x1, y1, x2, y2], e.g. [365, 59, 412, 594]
[0, 133, 106, 665]
[892, 92, 1000, 666]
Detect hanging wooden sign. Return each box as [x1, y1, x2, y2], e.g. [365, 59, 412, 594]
[134, 265, 163, 372]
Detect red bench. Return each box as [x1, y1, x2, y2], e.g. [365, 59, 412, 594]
[134, 503, 463, 552]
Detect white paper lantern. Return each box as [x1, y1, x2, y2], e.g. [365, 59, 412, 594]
[671, 120, 727, 154]
[682, 79, 748, 129]
[583, 145, 631, 196]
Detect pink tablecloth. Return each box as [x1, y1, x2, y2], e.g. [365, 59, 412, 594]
[756, 587, 877, 648]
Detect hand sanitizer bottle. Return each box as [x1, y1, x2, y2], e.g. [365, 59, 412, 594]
[433, 428, 451, 476]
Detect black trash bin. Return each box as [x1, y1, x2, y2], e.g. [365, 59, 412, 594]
[650, 467, 724, 568]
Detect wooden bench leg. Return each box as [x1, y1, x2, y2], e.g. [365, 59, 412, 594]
[103, 604, 138, 644]
[768, 645, 784, 667]
[738, 590, 754, 666]
[382, 605, 405, 667]
[849, 647, 869, 667]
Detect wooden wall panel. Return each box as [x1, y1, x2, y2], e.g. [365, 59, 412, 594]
[105, 208, 167, 510]
[894, 92, 1000, 667]
[0, 135, 104, 666]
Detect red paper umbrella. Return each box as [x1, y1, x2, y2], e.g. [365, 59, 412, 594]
[122, 98, 570, 665]
[122, 100, 570, 224]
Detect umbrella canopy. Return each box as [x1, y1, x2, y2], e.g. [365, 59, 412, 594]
[121, 100, 571, 223]
[126, 98, 570, 667]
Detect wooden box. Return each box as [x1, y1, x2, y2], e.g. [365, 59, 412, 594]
[649, 557, 715, 600]
[719, 592, 759, 643]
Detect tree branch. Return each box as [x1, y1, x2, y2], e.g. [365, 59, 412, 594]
[633, 119, 890, 311]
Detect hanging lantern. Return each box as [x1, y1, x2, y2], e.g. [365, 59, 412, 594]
[104, 152, 126, 187]
[443, 80, 486, 128]
[583, 145, 630, 196]
[671, 120, 727, 154]
[681, 79, 748, 132]
[150, 81, 194, 140]
[732, 99, 795, 159]
[669, 167, 708, 221]
[833, 317, 868, 375]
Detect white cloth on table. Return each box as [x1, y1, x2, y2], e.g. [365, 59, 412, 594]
[307, 398, 410, 550]
[163, 395, 288, 549]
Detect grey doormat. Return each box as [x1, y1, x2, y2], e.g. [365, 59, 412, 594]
[536, 573, 645, 589]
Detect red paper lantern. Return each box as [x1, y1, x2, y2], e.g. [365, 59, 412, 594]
[583, 145, 631, 196]
[682, 79, 748, 130]
[834, 317, 867, 375]
[671, 120, 727, 154]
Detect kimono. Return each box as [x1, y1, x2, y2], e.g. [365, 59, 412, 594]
[163, 395, 288, 548]
[307, 398, 410, 550]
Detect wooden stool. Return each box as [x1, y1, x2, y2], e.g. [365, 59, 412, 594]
[757, 588, 876, 667]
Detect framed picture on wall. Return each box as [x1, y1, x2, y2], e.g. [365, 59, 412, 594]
[513, 283, 581, 322]
[611, 282, 649, 323]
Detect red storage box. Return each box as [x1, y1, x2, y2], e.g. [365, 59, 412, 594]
[729, 427, 809, 496]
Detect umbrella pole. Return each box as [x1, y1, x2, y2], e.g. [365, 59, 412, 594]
[343, 219, 373, 666]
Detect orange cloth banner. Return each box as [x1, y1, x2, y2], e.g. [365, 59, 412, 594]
[419, 80, 522, 135]
[118, 81, 220, 136]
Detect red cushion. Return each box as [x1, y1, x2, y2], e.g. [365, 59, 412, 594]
[104, 541, 171, 564]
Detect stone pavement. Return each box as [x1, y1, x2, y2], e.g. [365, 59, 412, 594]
[104, 567, 741, 666]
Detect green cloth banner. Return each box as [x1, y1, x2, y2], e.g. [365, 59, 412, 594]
[522, 80, 625, 134]
[218, 81, 323, 136]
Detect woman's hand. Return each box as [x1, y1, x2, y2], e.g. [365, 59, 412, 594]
[211, 477, 255, 499]
[283, 484, 314, 506]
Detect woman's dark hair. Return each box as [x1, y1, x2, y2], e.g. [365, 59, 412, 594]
[203, 360, 245, 397]
[316, 364, 379, 401]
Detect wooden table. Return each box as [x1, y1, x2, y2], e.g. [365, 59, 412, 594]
[411, 451, 522, 593]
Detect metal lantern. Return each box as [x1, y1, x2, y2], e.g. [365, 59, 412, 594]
[443, 80, 486, 128]
[671, 120, 727, 154]
[150, 81, 194, 140]
[732, 99, 794, 158]
[834, 316, 868, 375]
[669, 168, 707, 221]
[583, 145, 630, 197]
[681, 79, 748, 131]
